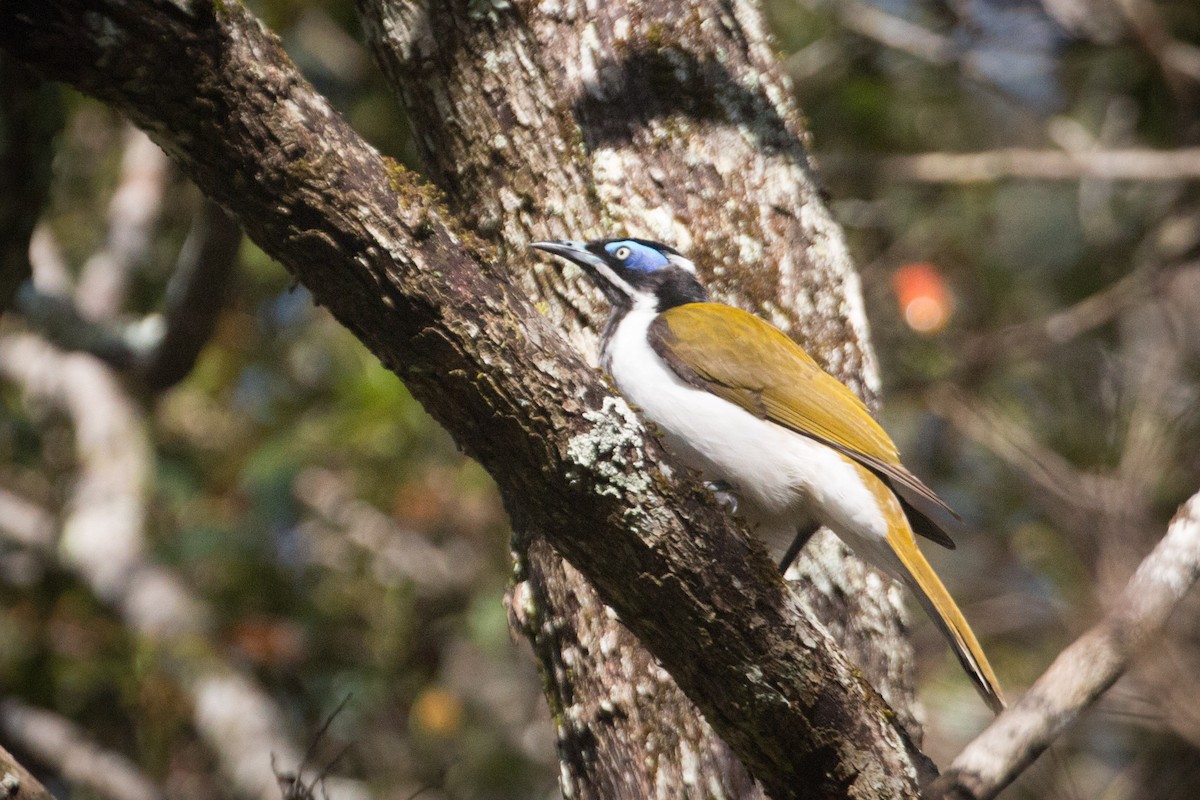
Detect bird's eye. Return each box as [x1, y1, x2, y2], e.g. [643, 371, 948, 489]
[614, 246, 632, 260]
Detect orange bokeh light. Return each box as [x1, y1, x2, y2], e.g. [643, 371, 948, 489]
[892, 262, 952, 334]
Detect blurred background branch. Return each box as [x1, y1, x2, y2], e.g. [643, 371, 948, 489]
[823, 146, 1200, 183]
[13, 127, 242, 394]
[0, 334, 369, 800]
[139, 200, 241, 393]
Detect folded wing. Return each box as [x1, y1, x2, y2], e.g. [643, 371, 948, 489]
[649, 302, 958, 548]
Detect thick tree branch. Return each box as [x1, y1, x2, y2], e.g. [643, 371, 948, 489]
[931, 489, 1200, 800]
[1, 2, 928, 796]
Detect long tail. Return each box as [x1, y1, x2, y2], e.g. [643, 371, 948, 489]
[888, 526, 1006, 713]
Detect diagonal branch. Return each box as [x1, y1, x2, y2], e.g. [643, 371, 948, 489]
[788, 0, 956, 66]
[75, 126, 171, 322]
[926, 386, 1098, 518]
[0, 1, 927, 796]
[931, 488, 1200, 800]
[956, 265, 1158, 371]
[0, 698, 164, 800]
[0, 743, 54, 800]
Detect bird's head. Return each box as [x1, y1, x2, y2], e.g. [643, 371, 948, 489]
[530, 238, 707, 311]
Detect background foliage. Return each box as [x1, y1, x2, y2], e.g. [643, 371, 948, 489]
[2, 0, 1199, 797]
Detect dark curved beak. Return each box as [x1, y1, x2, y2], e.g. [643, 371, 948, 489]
[530, 240, 630, 306]
[529, 240, 606, 271]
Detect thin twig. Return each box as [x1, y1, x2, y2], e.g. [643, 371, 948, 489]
[832, 0, 955, 64]
[272, 696, 357, 800]
[785, 0, 956, 66]
[294, 467, 480, 595]
[1112, 0, 1200, 92]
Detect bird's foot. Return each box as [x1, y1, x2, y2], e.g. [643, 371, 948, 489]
[704, 480, 740, 514]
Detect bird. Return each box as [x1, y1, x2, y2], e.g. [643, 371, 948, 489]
[530, 236, 1005, 713]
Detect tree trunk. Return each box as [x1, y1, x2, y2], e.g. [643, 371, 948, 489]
[359, 0, 921, 793]
[0, 2, 930, 797]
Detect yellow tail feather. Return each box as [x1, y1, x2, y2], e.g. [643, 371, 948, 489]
[887, 525, 1006, 713]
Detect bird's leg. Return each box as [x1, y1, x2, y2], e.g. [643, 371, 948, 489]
[778, 521, 821, 573]
[704, 480, 740, 514]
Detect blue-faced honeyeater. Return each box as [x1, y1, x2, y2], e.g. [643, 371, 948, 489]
[531, 237, 1004, 713]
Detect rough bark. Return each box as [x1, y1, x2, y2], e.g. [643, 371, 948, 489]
[14, 197, 242, 394]
[74, 127, 171, 322]
[0, 1, 929, 797]
[358, 1, 919, 794]
[140, 199, 242, 392]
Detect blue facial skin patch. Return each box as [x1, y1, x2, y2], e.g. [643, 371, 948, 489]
[605, 240, 670, 272]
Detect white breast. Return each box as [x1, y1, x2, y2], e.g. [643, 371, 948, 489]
[604, 303, 889, 560]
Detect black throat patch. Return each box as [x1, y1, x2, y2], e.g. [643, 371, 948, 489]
[652, 269, 707, 312]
